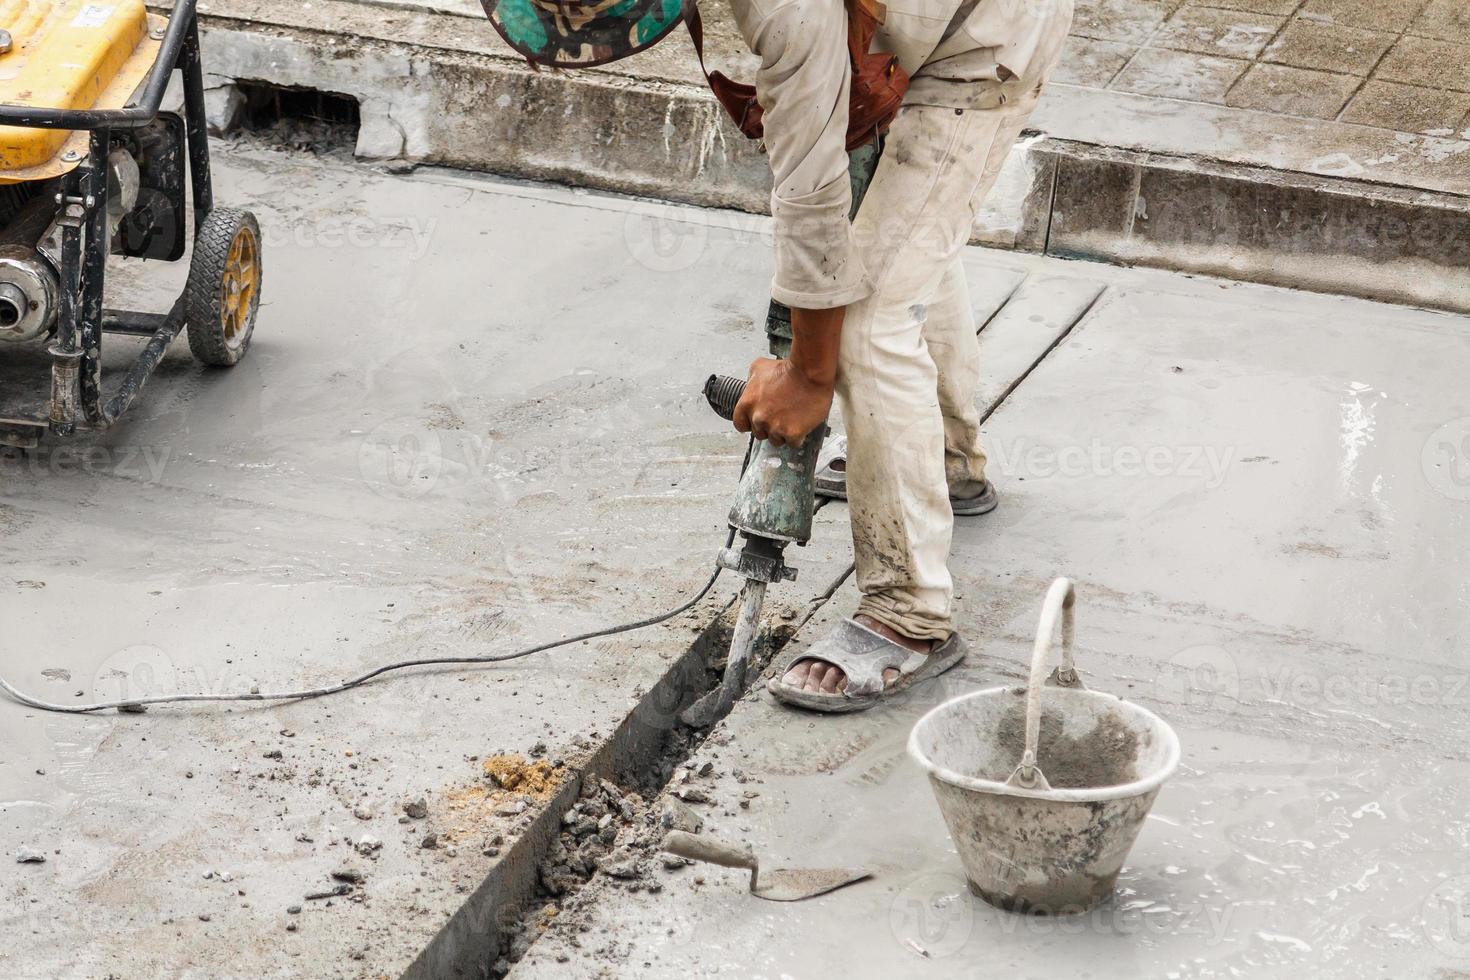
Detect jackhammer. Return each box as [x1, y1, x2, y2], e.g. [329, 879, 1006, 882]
[680, 142, 881, 726]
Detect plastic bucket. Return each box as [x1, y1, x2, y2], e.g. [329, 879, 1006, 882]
[908, 579, 1180, 914]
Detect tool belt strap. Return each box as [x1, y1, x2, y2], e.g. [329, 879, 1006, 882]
[683, 0, 910, 151]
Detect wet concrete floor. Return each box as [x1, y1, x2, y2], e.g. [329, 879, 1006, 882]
[3, 140, 1469, 979]
[0, 141, 859, 978]
[515, 254, 1470, 977]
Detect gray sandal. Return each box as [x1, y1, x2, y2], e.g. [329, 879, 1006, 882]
[814, 437, 999, 516]
[814, 436, 852, 500]
[767, 618, 966, 714]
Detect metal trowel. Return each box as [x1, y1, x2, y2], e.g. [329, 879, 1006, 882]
[663, 830, 871, 902]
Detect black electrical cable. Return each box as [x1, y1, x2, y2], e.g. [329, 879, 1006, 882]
[1, 439, 755, 716]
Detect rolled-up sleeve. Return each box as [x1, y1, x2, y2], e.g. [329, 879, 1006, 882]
[732, 0, 871, 309]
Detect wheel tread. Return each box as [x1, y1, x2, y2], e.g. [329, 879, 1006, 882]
[186, 207, 261, 367]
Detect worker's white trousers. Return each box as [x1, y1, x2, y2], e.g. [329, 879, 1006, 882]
[838, 98, 1039, 642]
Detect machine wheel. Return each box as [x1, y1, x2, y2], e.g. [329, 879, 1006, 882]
[186, 208, 262, 367]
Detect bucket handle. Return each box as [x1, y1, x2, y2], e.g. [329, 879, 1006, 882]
[1007, 578, 1085, 792]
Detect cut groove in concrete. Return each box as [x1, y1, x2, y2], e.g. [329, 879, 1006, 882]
[403, 611, 734, 979]
[974, 274, 1110, 421]
[442, 559, 855, 978]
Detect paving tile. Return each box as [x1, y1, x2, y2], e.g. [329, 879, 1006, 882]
[1110, 46, 1251, 102]
[1341, 78, 1470, 133]
[1299, 0, 1431, 32]
[1053, 35, 1138, 87]
[1410, 0, 1470, 43]
[1183, 0, 1298, 15]
[1153, 6, 1286, 59]
[1376, 35, 1470, 93]
[1225, 62, 1361, 117]
[1263, 17, 1396, 75]
[1071, 0, 1178, 45]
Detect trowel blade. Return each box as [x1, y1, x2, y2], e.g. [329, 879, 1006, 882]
[751, 867, 871, 902]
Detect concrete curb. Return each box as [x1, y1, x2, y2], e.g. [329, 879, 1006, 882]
[181, 4, 1469, 312]
[1035, 139, 1470, 313]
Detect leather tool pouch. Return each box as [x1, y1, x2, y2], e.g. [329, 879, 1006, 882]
[685, 0, 910, 151]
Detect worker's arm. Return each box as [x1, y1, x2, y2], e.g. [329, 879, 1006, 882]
[727, 0, 869, 447]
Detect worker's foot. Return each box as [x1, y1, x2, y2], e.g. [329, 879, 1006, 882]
[767, 616, 965, 714]
[815, 441, 998, 516]
[781, 615, 932, 695]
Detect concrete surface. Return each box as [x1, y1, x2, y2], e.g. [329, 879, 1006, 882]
[0, 114, 1465, 980]
[0, 141, 833, 979]
[0, 139, 1116, 978]
[515, 254, 1470, 978]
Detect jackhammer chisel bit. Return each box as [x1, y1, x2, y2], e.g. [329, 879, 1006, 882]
[680, 374, 825, 728]
[681, 143, 882, 728]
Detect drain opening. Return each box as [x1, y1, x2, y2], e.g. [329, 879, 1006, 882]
[224, 82, 361, 152]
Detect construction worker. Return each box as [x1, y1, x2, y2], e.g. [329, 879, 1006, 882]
[726, 0, 1074, 711]
[485, 0, 1073, 711]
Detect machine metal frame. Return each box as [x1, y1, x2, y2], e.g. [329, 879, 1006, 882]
[0, 0, 215, 449]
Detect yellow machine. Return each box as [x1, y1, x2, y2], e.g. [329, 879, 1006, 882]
[0, 0, 261, 449]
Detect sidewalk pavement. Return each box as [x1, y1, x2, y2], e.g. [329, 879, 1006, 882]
[387, 0, 1470, 139]
[1068, 0, 1470, 137]
[151, 0, 1469, 311]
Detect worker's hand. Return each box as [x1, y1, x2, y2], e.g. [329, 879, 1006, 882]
[732, 357, 833, 448]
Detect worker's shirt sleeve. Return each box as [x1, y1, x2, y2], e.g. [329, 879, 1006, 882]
[732, 0, 871, 310]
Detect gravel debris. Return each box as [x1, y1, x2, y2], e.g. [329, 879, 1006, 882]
[660, 799, 704, 834]
[483, 755, 563, 797]
[673, 786, 711, 804]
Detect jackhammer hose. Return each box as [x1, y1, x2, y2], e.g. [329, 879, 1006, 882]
[703, 375, 747, 422]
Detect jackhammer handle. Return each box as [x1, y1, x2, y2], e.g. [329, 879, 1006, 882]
[704, 375, 748, 422]
[663, 830, 759, 875]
